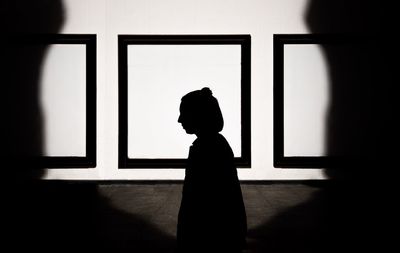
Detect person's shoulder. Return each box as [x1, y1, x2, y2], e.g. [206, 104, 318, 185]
[193, 133, 230, 150]
[215, 134, 234, 155]
[215, 133, 229, 145]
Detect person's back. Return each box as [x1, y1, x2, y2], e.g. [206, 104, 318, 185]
[176, 88, 247, 252]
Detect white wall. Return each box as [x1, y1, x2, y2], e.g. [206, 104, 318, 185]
[44, 0, 327, 180]
[41, 44, 87, 157]
[127, 45, 242, 158]
[284, 44, 329, 157]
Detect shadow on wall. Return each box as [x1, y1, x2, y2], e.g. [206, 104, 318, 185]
[1, 1, 175, 252]
[248, 1, 398, 252]
[307, 0, 398, 180]
[1, 0, 65, 180]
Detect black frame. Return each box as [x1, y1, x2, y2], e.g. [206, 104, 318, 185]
[273, 34, 372, 168]
[119, 34, 251, 168]
[7, 34, 97, 168]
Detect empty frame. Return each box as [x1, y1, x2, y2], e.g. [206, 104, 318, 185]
[274, 34, 373, 168]
[7, 34, 96, 168]
[119, 35, 251, 168]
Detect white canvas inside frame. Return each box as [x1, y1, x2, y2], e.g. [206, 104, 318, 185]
[40, 44, 87, 157]
[283, 44, 329, 157]
[127, 45, 242, 159]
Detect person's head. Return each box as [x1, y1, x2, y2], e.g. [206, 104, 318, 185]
[178, 87, 224, 136]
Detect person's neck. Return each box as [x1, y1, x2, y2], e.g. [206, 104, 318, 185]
[195, 131, 218, 138]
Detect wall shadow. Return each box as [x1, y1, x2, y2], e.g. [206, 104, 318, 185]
[1, 0, 66, 180]
[307, 0, 397, 179]
[1, 1, 175, 252]
[249, 1, 398, 252]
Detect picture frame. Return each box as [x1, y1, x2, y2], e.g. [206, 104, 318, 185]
[118, 35, 251, 168]
[273, 34, 373, 168]
[6, 34, 97, 168]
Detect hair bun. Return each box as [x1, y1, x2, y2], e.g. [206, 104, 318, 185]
[201, 87, 213, 96]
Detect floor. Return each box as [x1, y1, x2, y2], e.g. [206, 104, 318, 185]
[97, 183, 316, 240]
[5, 181, 392, 252]
[95, 183, 319, 252]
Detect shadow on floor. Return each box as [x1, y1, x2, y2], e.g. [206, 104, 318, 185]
[4, 181, 176, 253]
[247, 182, 395, 253]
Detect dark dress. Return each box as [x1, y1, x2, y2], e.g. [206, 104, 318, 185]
[177, 133, 247, 252]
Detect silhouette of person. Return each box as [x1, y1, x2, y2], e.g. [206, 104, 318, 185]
[176, 87, 247, 253]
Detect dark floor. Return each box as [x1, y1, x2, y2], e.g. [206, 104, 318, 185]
[5, 181, 394, 252]
[97, 183, 318, 252]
